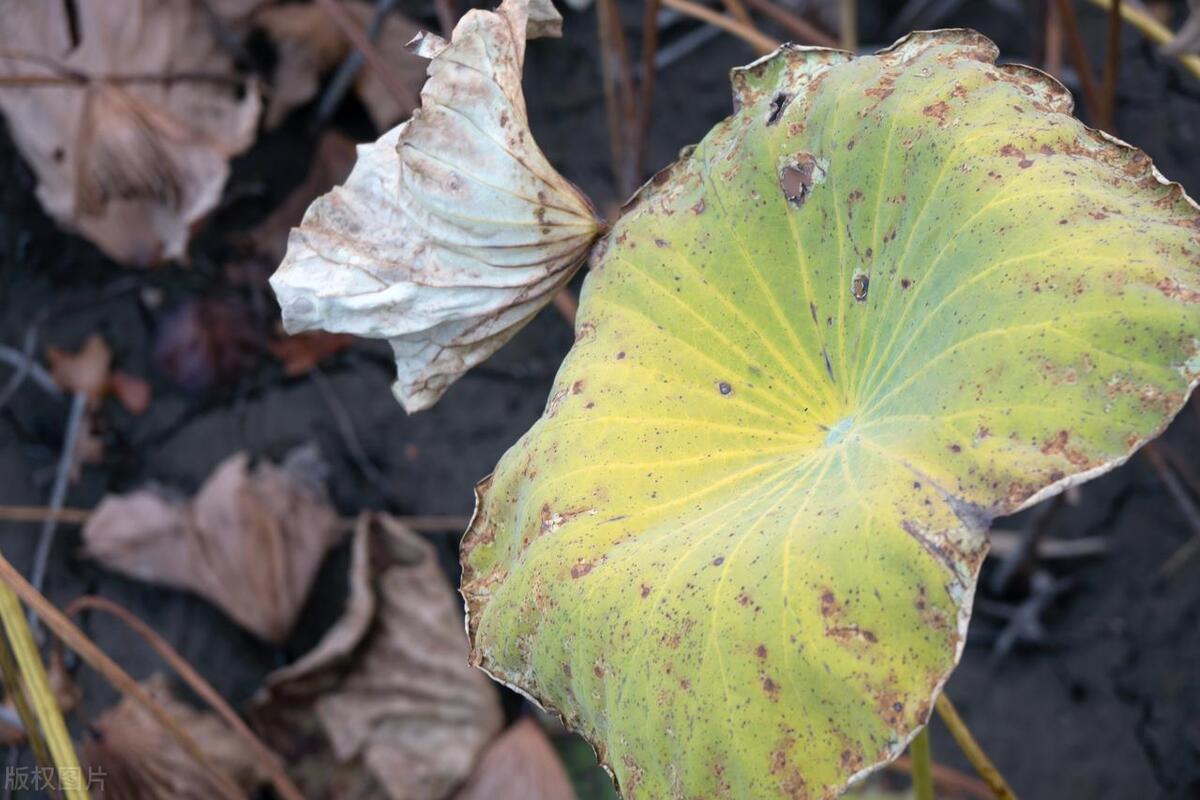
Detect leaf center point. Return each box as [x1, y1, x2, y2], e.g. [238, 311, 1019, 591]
[824, 416, 854, 447]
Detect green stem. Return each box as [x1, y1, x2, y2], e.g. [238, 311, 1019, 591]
[0, 581, 88, 800]
[910, 725, 935, 800]
[935, 694, 1018, 800]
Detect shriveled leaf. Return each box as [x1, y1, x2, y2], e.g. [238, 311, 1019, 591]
[254, 1, 425, 130]
[462, 32, 1200, 799]
[82, 446, 343, 643]
[0, 0, 260, 265]
[454, 719, 576, 800]
[252, 513, 503, 800]
[82, 673, 268, 799]
[270, 0, 602, 412]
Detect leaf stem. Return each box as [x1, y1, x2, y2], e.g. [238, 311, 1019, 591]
[910, 726, 935, 800]
[0, 582, 87, 799]
[935, 694, 1018, 800]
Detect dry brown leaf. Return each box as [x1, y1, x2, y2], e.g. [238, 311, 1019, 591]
[268, 331, 357, 376]
[82, 446, 343, 643]
[252, 513, 503, 800]
[46, 333, 112, 404]
[453, 719, 576, 800]
[0, 0, 261, 265]
[255, 1, 426, 130]
[82, 673, 268, 799]
[270, 0, 601, 412]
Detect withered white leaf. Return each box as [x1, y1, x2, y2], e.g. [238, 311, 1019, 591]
[82, 446, 343, 643]
[270, 0, 601, 413]
[83, 673, 268, 800]
[0, 0, 261, 266]
[251, 513, 504, 800]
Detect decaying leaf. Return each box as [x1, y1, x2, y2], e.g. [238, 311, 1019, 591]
[82, 446, 343, 643]
[252, 513, 503, 800]
[0, 0, 261, 265]
[462, 32, 1200, 799]
[270, 0, 602, 412]
[254, 1, 425, 130]
[453, 719, 576, 800]
[82, 673, 268, 799]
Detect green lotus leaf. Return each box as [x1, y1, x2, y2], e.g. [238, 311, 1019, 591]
[462, 30, 1200, 799]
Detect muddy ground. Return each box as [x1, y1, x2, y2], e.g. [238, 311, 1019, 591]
[1, 1, 1199, 798]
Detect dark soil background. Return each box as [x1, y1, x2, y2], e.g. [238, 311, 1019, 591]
[2, 1, 1199, 798]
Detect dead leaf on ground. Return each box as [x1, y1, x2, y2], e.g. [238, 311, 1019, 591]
[252, 513, 503, 800]
[250, 131, 359, 263]
[453, 719, 576, 800]
[270, 0, 602, 412]
[254, 1, 426, 131]
[268, 331, 357, 376]
[82, 445, 344, 643]
[0, 0, 261, 265]
[82, 673, 268, 799]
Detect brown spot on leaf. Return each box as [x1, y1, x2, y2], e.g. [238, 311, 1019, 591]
[778, 153, 826, 208]
[1157, 277, 1200, 303]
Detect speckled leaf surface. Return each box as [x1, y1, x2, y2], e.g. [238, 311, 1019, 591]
[462, 31, 1200, 800]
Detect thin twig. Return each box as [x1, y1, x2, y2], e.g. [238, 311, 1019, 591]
[596, 0, 640, 197]
[659, 0, 778, 55]
[1045, 0, 1064, 77]
[889, 754, 994, 800]
[309, 367, 404, 506]
[839, 0, 857, 52]
[434, 0, 459, 37]
[635, 0, 663, 178]
[1144, 444, 1200, 577]
[1102, 0, 1122, 129]
[312, 0, 418, 112]
[0, 553, 244, 800]
[62, 596, 303, 800]
[1055, 0, 1105, 122]
[0, 345, 60, 398]
[315, 0, 400, 127]
[910, 726, 935, 800]
[28, 391, 88, 633]
[720, 0, 756, 29]
[0, 504, 469, 533]
[1083, 0, 1200, 81]
[740, 0, 839, 48]
[935, 694, 1018, 800]
[551, 288, 579, 327]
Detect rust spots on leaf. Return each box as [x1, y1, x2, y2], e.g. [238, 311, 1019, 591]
[922, 99, 950, 125]
[1040, 430, 1093, 468]
[770, 739, 811, 799]
[570, 560, 594, 579]
[640, 583, 652, 598]
[755, 644, 768, 659]
[762, 675, 780, 700]
[1157, 276, 1200, 303]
